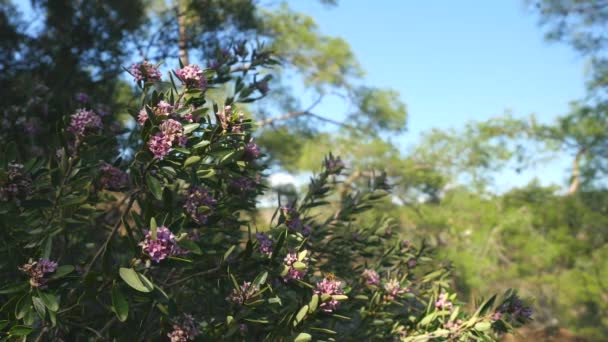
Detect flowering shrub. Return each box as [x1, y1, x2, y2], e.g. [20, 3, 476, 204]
[0, 43, 531, 341]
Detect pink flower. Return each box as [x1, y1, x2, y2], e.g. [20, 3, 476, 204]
[137, 109, 148, 125]
[227, 281, 259, 305]
[148, 133, 172, 159]
[140, 226, 178, 263]
[435, 293, 453, 311]
[68, 109, 102, 137]
[384, 279, 407, 301]
[315, 276, 344, 313]
[155, 100, 173, 116]
[283, 251, 307, 282]
[160, 119, 184, 142]
[256, 233, 273, 256]
[130, 61, 161, 83]
[362, 269, 380, 286]
[176, 65, 206, 89]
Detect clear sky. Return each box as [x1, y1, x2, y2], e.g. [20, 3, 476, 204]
[287, 0, 587, 191]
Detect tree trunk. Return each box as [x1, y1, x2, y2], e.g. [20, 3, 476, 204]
[568, 148, 585, 195]
[176, 0, 189, 66]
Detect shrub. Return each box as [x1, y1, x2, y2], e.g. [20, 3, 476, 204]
[0, 46, 530, 341]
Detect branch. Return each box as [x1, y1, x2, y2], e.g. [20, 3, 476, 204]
[257, 96, 331, 127]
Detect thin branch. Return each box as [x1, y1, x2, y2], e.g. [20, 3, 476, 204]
[165, 266, 222, 287]
[256, 96, 323, 127]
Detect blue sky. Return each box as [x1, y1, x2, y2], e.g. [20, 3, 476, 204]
[287, 0, 587, 191]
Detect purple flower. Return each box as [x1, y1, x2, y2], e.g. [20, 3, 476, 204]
[160, 119, 184, 142]
[148, 133, 172, 159]
[323, 155, 345, 175]
[362, 269, 380, 286]
[497, 295, 532, 323]
[283, 251, 307, 282]
[176, 65, 206, 89]
[137, 109, 148, 125]
[183, 186, 216, 224]
[280, 206, 304, 233]
[384, 278, 408, 301]
[130, 61, 162, 83]
[168, 314, 199, 341]
[75, 92, 89, 103]
[256, 233, 273, 256]
[435, 293, 453, 311]
[315, 276, 344, 313]
[99, 163, 129, 190]
[140, 226, 178, 263]
[0, 163, 33, 202]
[68, 109, 102, 138]
[244, 142, 260, 161]
[19, 258, 58, 288]
[227, 281, 259, 305]
[407, 258, 417, 268]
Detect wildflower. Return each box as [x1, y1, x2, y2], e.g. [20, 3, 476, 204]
[315, 276, 344, 313]
[159, 119, 184, 142]
[176, 64, 206, 89]
[68, 109, 102, 138]
[99, 163, 129, 190]
[167, 315, 199, 342]
[362, 269, 380, 286]
[444, 319, 463, 330]
[280, 206, 303, 232]
[130, 61, 161, 83]
[324, 155, 345, 175]
[148, 133, 172, 159]
[256, 233, 273, 256]
[384, 278, 407, 301]
[435, 293, 453, 311]
[243, 142, 260, 161]
[0, 163, 33, 202]
[496, 295, 532, 323]
[228, 281, 259, 305]
[19, 258, 58, 288]
[137, 109, 148, 125]
[407, 258, 417, 268]
[283, 251, 307, 281]
[154, 100, 173, 116]
[183, 186, 216, 224]
[140, 226, 178, 263]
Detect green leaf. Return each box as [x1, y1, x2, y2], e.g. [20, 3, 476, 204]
[252, 271, 268, 289]
[419, 312, 436, 327]
[32, 296, 46, 319]
[15, 295, 31, 320]
[293, 261, 307, 271]
[0, 283, 28, 294]
[112, 284, 129, 322]
[37, 291, 59, 312]
[50, 265, 74, 279]
[294, 332, 312, 342]
[119, 268, 153, 293]
[308, 294, 319, 313]
[184, 156, 201, 167]
[332, 294, 348, 301]
[8, 325, 33, 336]
[193, 140, 210, 149]
[223, 245, 236, 262]
[146, 175, 163, 200]
[150, 217, 158, 240]
[294, 305, 309, 325]
[0, 320, 9, 331]
[474, 321, 492, 332]
[177, 239, 202, 255]
[183, 123, 200, 134]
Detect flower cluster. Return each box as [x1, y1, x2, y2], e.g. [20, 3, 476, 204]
[495, 295, 532, 323]
[282, 251, 308, 282]
[167, 314, 199, 342]
[130, 61, 162, 83]
[154, 101, 174, 116]
[229, 177, 256, 194]
[140, 226, 179, 263]
[362, 269, 380, 286]
[227, 281, 259, 305]
[384, 278, 408, 301]
[68, 109, 102, 138]
[281, 206, 303, 233]
[176, 64, 206, 89]
[315, 276, 344, 313]
[435, 293, 453, 311]
[99, 163, 128, 190]
[18, 258, 58, 288]
[243, 142, 260, 161]
[183, 186, 216, 224]
[148, 133, 172, 159]
[147, 116, 185, 159]
[160, 119, 184, 142]
[256, 233, 273, 256]
[0, 163, 33, 202]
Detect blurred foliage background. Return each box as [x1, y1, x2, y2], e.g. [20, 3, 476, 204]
[1, 0, 607, 340]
